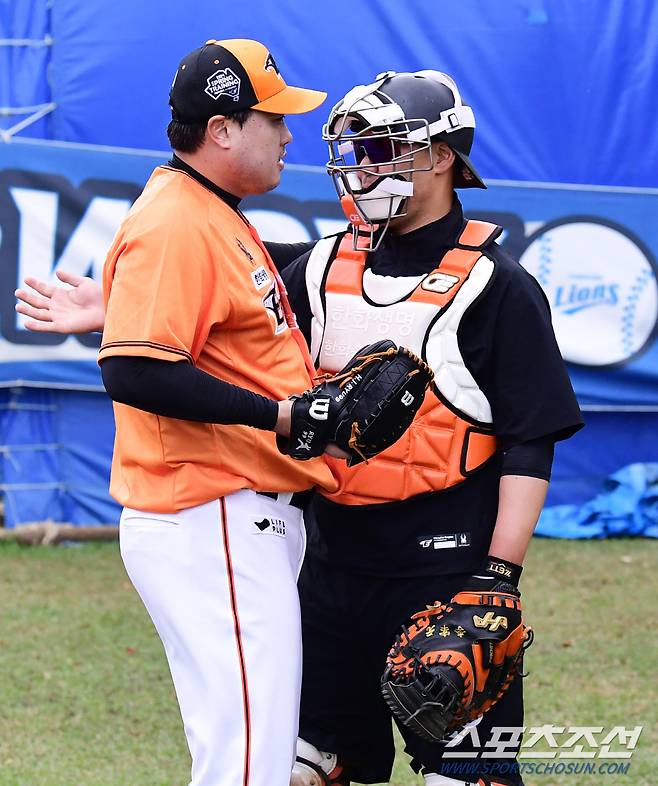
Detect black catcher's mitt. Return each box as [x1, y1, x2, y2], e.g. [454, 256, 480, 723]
[279, 339, 433, 466]
[381, 582, 533, 742]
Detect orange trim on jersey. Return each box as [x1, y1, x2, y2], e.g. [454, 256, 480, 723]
[99, 340, 193, 363]
[219, 497, 251, 786]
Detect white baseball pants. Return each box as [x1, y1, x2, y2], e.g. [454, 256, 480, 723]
[119, 489, 306, 786]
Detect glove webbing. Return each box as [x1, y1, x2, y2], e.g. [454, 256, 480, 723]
[313, 347, 398, 386]
[314, 347, 431, 388]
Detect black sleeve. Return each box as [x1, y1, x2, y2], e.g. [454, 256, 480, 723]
[264, 240, 318, 272]
[281, 249, 315, 348]
[501, 434, 555, 481]
[460, 248, 584, 451]
[100, 356, 278, 430]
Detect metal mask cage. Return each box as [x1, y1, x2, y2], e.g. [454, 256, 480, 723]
[322, 114, 436, 251]
[324, 115, 434, 183]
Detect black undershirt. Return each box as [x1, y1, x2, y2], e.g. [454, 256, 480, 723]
[101, 356, 278, 430]
[101, 156, 282, 430]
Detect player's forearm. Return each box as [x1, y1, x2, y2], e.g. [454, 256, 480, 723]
[100, 356, 278, 430]
[488, 474, 549, 565]
[263, 240, 317, 271]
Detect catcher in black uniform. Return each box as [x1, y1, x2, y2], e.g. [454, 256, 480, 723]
[279, 71, 583, 786]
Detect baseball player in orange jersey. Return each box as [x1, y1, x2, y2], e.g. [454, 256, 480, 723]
[40, 39, 339, 786]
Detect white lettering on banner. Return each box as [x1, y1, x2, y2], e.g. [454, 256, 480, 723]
[11, 188, 58, 287]
[2, 163, 657, 391]
[0, 172, 139, 363]
[243, 209, 311, 243]
[12, 187, 131, 330]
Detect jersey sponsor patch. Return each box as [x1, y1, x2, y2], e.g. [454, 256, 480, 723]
[251, 265, 271, 290]
[205, 68, 241, 102]
[418, 532, 471, 551]
[253, 517, 286, 537]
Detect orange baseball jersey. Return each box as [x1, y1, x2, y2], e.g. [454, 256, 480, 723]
[99, 166, 337, 511]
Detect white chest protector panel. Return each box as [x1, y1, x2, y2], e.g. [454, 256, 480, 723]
[305, 236, 495, 424]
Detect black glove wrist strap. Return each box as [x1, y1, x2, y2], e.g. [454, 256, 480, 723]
[464, 556, 523, 594]
[484, 555, 523, 587]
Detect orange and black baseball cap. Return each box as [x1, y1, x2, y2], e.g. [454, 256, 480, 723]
[169, 39, 327, 123]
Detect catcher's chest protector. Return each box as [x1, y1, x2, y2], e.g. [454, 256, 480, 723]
[308, 221, 501, 505]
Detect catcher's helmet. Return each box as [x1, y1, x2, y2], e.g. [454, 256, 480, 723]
[323, 70, 485, 249]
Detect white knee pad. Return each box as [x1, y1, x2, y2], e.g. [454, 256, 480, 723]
[291, 737, 341, 786]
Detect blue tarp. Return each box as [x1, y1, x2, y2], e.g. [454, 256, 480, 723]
[538, 463, 658, 538]
[2, 1, 658, 185]
[0, 387, 118, 526]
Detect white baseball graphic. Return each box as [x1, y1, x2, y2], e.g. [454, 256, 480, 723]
[519, 221, 658, 366]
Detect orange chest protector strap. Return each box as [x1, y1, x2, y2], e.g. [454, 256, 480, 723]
[319, 220, 502, 505]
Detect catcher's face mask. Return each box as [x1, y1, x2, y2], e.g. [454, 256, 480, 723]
[323, 70, 481, 251]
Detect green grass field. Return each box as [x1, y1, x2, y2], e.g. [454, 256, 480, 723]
[0, 538, 656, 786]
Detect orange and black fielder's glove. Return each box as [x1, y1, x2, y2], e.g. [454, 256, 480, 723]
[278, 339, 434, 466]
[381, 558, 533, 743]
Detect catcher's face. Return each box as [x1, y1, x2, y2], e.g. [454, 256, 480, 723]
[388, 141, 456, 235]
[326, 114, 434, 221]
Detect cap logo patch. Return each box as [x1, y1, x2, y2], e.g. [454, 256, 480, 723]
[264, 52, 282, 78]
[205, 68, 241, 102]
